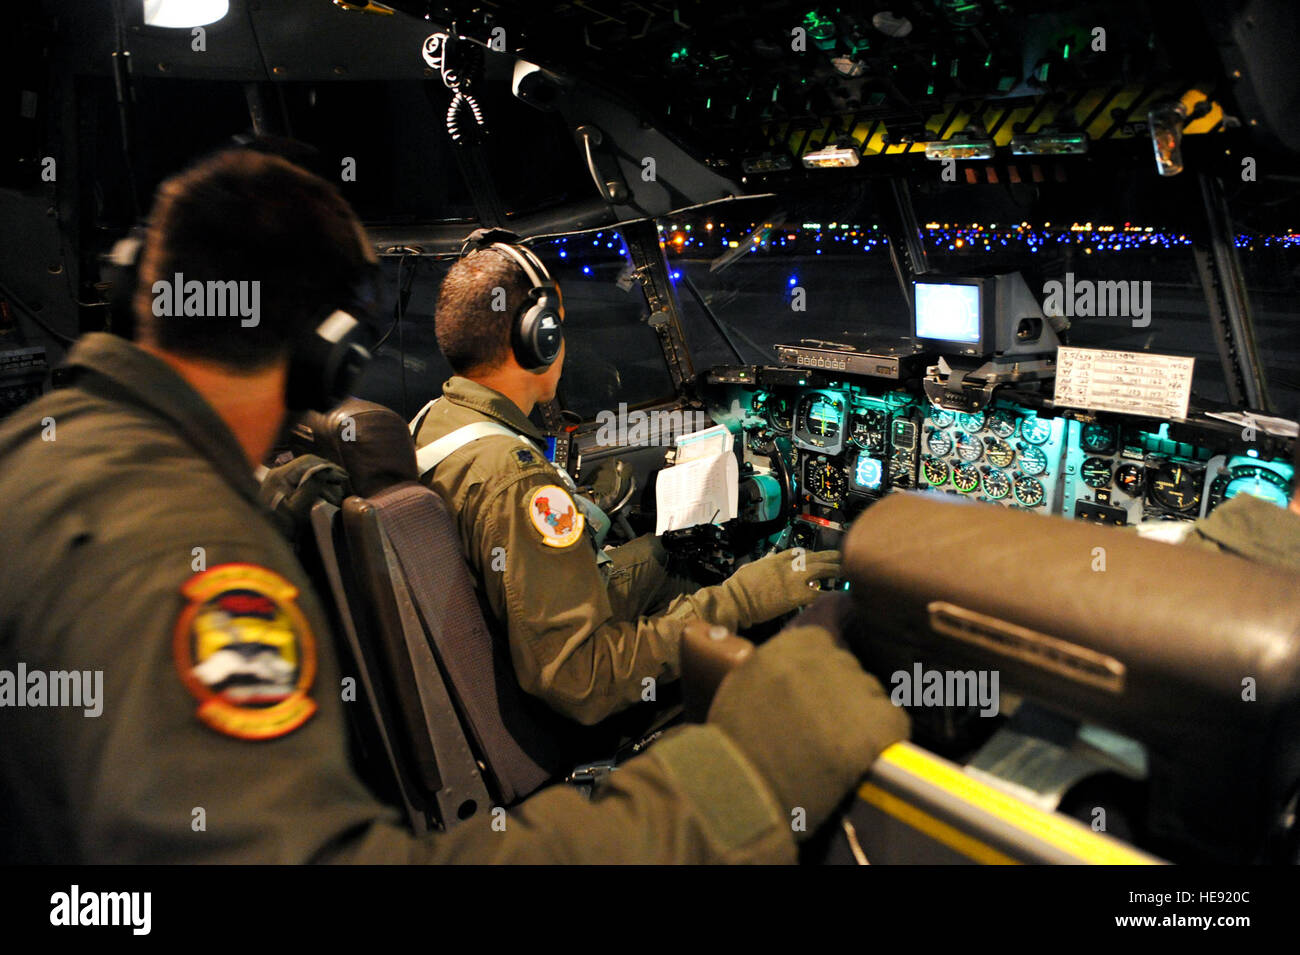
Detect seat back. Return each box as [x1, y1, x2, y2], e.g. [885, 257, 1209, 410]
[307, 500, 479, 831]
[344, 484, 574, 804]
[299, 398, 573, 808]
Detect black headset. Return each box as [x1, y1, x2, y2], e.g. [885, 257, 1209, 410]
[460, 228, 563, 372]
[283, 277, 377, 413]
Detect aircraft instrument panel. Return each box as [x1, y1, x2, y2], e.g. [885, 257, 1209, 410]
[710, 365, 1294, 550]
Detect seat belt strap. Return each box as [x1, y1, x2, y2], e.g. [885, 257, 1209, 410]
[416, 421, 532, 479]
[409, 398, 440, 436]
[416, 417, 614, 555]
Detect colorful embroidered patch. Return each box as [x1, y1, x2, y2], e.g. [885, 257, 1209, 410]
[173, 563, 318, 740]
[513, 447, 537, 467]
[526, 484, 585, 548]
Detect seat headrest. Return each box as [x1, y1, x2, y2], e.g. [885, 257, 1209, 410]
[292, 398, 418, 497]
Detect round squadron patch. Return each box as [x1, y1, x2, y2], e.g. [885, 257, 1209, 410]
[526, 484, 585, 548]
[173, 563, 318, 740]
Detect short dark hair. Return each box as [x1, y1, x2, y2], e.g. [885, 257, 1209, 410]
[134, 149, 372, 371]
[434, 249, 532, 374]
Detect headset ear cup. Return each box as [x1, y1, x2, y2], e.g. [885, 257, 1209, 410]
[286, 310, 373, 411]
[512, 292, 562, 371]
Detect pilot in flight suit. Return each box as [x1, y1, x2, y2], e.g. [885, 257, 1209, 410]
[0, 150, 907, 864]
[413, 243, 841, 727]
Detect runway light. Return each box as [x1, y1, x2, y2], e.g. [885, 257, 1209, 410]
[582, 266, 592, 275]
[144, 0, 230, 27]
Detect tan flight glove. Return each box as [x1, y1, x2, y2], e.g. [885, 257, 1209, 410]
[259, 454, 351, 541]
[695, 549, 841, 631]
[708, 605, 909, 839]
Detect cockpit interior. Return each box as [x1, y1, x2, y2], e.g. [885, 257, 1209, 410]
[3, 0, 1300, 869]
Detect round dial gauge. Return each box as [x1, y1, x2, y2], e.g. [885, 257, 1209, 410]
[1014, 475, 1045, 507]
[952, 462, 981, 494]
[926, 429, 953, 457]
[1148, 463, 1201, 513]
[928, 405, 956, 429]
[806, 460, 846, 505]
[954, 432, 984, 463]
[1018, 444, 1048, 476]
[985, 437, 1015, 468]
[1114, 463, 1144, 496]
[1081, 457, 1112, 489]
[922, 457, 951, 487]
[957, 410, 987, 433]
[1222, 465, 1291, 508]
[987, 410, 1016, 439]
[981, 468, 1010, 500]
[1020, 417, 1052, 445]
[1081, 422, 1116, 455]
[767, 395, 794, 433]
[797, 393, 844, 441]
[850, 410, 887, 451]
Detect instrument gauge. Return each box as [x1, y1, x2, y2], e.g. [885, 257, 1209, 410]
[981, 468, 1010, 500]
[1014, 475, 1045, 507]
[922, 457, 951, 487]
[767, 394, 794, 434]
[926, 429, 953, 458]
[928, 405, 956, 429]
[954, 431, 983, 463]
[1081, 457, 1112, 489]
[797, 394, 842, 439]
[1148, 463, 1202, 513]
[957, 410, 987, 433]
[1081, 422, 1116, 455]
[1020, 417, 1053, 445]
[805, 459, 847, 506]
[1222, 464, 1291, 508]
[952, 463, 981, 494]
[985, 437, 1015, 468]
[1018, 444, 1049, 476]
[1114, 463, 1144, 496]
[987, 410, 1016, 439]
[850, 409, 886, 452]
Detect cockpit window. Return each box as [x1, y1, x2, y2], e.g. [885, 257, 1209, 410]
[668, 216, 912, 369]
[668, 201, 1298, 415]
[531, 234, 678, 422]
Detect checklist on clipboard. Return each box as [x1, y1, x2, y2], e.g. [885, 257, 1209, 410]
[654, 425, 739, 535]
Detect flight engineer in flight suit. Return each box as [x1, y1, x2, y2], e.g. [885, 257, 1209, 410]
[0, 148, 908, 863]
[413, 236, 843, 727]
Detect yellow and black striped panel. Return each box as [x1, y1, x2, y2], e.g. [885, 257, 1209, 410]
[770, 83, 1224, 159]
[847, 742, 1163, 865]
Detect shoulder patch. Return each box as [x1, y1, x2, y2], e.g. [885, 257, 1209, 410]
[512, 447, 538, 468]
[526, 484, 585, 548]
[173, 563, 318, 740]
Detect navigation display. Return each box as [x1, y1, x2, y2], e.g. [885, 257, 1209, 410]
[914, 281, 983, 344]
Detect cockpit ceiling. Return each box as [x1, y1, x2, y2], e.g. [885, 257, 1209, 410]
[387, 1, 1285, 172]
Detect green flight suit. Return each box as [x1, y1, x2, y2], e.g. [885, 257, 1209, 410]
[1182, 492, 1300, 574]
[415, 378, 788, 726]
[0, 334, 857, 864]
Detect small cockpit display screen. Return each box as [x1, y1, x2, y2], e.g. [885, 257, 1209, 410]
[914, 282, 983, 344]
[853, 453, 884, 492]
